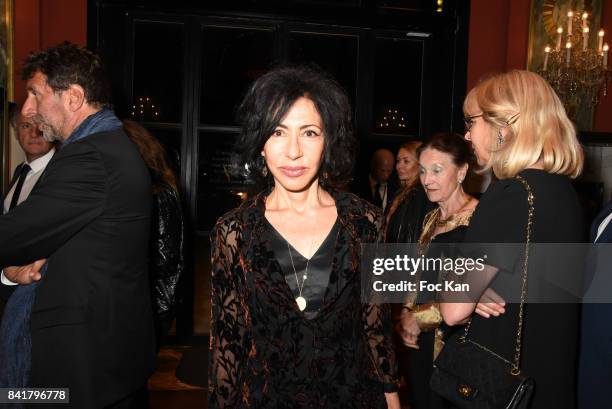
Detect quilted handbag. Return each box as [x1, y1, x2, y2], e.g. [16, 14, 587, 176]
[429, 175, 536, 409]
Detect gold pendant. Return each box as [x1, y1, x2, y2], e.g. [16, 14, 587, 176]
[296, 296, 307, 311]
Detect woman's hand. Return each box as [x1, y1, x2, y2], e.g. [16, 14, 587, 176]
[384, 392, 401, 409]
[396, 308, 420, 349]
[475, 287, 506, 318]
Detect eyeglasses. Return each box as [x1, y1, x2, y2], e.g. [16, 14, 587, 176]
[464, 114, 483, 132]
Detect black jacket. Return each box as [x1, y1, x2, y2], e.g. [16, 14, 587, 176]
[150, 183, 184, 317]
[351, 176, 398, 212]
[3, 163, 24, 199]
[0, 129, 155, 408]
[384, 185, 434, 243]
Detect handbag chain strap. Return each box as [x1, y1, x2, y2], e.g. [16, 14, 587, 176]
[459, 174, 535, 376]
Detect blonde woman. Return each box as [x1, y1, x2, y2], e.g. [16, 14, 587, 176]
[440, 70, 584, 409]
[385, 141, 434, 243]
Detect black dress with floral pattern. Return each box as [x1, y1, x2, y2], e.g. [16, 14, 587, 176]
[208, 189, 399, 409]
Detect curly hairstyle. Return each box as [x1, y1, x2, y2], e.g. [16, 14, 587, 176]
[235, 65, 355, 189]
[123, 120, 178, 193]
[22, 42, 112, 109]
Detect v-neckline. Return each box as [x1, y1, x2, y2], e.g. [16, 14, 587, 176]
[265, 217, 340, 319]
[246, 189, 371, 319]
[264, 216, 339, 261]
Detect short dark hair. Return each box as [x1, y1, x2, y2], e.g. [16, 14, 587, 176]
[22, 42, 112, 109]
[417, 132, 473, 167]
[235, 66, 355, 189]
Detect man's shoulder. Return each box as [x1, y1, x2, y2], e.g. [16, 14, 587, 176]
[60, 128, 137, 163]
[41, 129, 133, 181]
[77, 127, 129, 148]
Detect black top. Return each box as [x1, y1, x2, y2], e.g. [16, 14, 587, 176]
[267, 218, 338, 319]
[351, 176, 398, 212]
[407, 214, 471, 409]
[209, 190, 399, 409]
[417, 225, 469, 304]
[385, 185, 435, 243]
[464, 169, 585, 409]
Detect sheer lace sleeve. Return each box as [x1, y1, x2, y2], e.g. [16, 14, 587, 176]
[208, 218, 250, 408]
[361, 203, 400, 392]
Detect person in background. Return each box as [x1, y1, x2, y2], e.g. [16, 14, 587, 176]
[2, 102, 56, 214]
[208, 66, 400, 409]
[397, 133, 478, 409]
[123, 120, 185, 350]
[0, 104, 57, 319]
[355, 148, 397, 212]
[578, 198, 612, 409]
[384, 141, 434, 243]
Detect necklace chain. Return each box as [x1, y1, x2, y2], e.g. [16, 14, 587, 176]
[286, 242, 311, 298]
[436, 196, 474, 227]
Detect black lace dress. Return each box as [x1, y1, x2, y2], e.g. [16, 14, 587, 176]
[208, 190, 399, 409]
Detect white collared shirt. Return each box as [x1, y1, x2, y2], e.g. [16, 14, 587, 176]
[3, 148, 56, 214]
[595, 211, 612, 243]
[1, 148, 55, 286]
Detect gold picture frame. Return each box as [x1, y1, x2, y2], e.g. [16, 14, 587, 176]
[528, 0, 603, 70]
[527, 0, 603, 130]
[0, 0, 13, 194]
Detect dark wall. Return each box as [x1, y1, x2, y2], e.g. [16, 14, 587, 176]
[89, 0, 470, 338]
[89, 0, 470, 229]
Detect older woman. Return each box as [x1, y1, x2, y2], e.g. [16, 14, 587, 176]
[397, 133, 477, 409]
[440, 70, 584, 409]
[208, 66, 400, 409]
[385, 142, 434, 244]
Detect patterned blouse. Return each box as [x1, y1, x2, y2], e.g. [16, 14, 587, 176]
[208, 189, 399, 409]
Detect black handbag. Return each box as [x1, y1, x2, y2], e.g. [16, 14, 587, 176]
[429, 175, 536, 409]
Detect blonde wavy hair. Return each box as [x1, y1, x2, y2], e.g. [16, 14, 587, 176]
[397, 141, 422, 189]
[463, 70, 583, 179]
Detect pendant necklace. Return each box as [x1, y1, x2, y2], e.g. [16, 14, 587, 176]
[286, 240, 312, 312]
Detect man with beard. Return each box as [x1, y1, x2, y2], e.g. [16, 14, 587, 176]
[0, 42, 155, 409]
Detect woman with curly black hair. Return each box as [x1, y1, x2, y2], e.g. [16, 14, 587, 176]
[208, 66, 400, 409]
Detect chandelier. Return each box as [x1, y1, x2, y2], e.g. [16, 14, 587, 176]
[537, 9, 610, 121]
